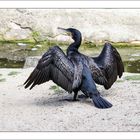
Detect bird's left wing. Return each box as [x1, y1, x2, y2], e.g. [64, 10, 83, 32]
[24, 46, 74, 92]
[93, 43, 124, 89]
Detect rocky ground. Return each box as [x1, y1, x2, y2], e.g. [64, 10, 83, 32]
[0, 68, 140, 131]
[1, 9, 140, 43]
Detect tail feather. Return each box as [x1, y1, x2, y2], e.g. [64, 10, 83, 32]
[91, 95, 112, 109]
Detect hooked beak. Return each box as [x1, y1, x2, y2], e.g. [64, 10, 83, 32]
[57, 27, 72, 36]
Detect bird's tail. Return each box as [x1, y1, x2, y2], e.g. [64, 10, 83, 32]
[91, 94, 112, 109]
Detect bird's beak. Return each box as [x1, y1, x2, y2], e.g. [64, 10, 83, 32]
[57, 27, 72, 37]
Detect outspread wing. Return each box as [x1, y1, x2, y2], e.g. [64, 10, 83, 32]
[24, 46, 74, 92]
[93, 42, 124, 89]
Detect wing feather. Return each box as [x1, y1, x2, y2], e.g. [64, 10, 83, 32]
[80, 54, 108, 86]
[94, 43, 124, 89]
[24, 46, 74, 92]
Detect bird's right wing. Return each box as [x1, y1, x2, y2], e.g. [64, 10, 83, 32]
[93, 43, 124, 89]
[24, 46, 74, 92]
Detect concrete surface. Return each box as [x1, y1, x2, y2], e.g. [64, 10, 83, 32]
[0, 68, 140, 131]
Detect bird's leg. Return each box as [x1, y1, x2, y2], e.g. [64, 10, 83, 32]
[78, 93, 89, 99]
[73, 90, 78, 101]
[63, 90, 79, 102]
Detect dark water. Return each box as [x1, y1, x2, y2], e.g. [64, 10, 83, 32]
[123, 60, 140, 73]
[0, 42, 140, 73]
[0, 58, 24, 68]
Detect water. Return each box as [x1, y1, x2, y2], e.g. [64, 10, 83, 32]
[0, 58, 24, 68]
[123, 60, 140, 73]
[79, 46, 140, 73]
[0, 42, 140, 73]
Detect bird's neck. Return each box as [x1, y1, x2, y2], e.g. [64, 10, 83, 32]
[67, 38, 81, 54]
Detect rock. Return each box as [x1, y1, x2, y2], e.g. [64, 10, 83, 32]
[24, 56, 40, 68]
[129, 58, 135, 61]
[130, 41, 140, 45]
[131, 54, 140, 57]
[17, 43, 28, 47]
[4, 28, 32, 40]
[36, 45, 42, 48]
[1, 9, 140, 42]
[53, 34, 73, 42]
[31, 48, 38, 51]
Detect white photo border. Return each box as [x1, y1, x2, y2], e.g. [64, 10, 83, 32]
[0, 1, 140, 139]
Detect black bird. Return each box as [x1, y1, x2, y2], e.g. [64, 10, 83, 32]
[24, 27, 124, 109]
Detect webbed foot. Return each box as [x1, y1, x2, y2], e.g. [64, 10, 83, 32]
[78, 94, 89, 99]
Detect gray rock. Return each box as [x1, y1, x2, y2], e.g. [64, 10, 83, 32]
[36, 45, 42, 48]
[17, 43, 28, 47]
[1, 9, 140, 42]
[31, 48, 38, 51]
[24, 56, 40, 68]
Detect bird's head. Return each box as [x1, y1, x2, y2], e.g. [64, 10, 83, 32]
[57, 27, 82, 42]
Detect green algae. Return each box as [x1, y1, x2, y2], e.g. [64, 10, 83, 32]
[124, 75, 140, 81]
[0, 40, 140, 73]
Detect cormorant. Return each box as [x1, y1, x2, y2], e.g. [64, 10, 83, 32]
[24, 27, 124, 109]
